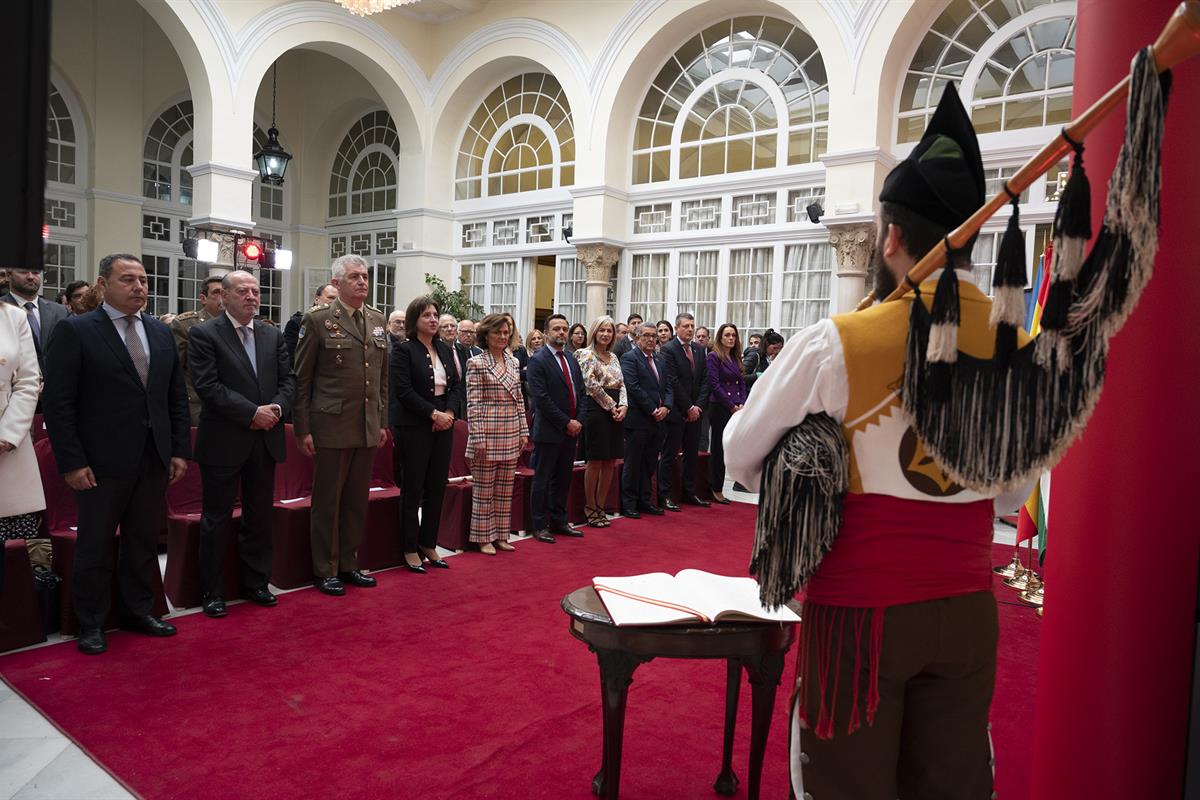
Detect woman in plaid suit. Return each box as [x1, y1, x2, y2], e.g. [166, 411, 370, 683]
[465, 314, 529, 555]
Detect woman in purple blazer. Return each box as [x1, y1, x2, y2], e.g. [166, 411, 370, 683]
[705, 323, 748, 504]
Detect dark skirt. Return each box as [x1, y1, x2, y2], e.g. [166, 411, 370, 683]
[583, 389, 624, 461]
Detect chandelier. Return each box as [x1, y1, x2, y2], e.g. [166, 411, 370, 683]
[334, 0, 420, 15]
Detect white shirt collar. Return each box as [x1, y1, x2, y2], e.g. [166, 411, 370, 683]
[226, 311, 253, 331]
[102, 301, 141, 321]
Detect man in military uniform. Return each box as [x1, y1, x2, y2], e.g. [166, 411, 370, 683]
[292, 255, 388, 596]
[171, 276, 225, 425]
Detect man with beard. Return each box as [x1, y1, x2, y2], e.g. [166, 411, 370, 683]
[724, 86, 1031, 798]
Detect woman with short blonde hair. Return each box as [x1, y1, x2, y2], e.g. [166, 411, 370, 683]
[574, 315, 627, 526]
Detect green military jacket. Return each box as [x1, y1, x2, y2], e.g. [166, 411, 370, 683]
[171, 307, 216, 425]
[292, 298, 389, 448]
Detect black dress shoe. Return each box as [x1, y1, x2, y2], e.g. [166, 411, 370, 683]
[314, 576, 346, 596]
[551, 523, 584, 538]
[422, 555, 451, 569]
[240, 587, 277, 607]
[533, 528, 557, 543]
[201, 595, 227, 618]
[121, 615, 177, 637]
[683, 495, 712, 507]
[339, 570, 378, 588]
[402, 561, 427, 574]
[712, 496, 731, 505]
[640, 505, 665, 516]
[622, 510, 641, 519]
[662, 500, 682, 512]
[77, 628, 106, 655]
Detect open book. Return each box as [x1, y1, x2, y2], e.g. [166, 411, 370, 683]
[592, 570, 801, 626]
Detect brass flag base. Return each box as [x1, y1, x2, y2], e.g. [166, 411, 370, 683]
[1018, 573, 1044, 607]
[993, 552, 1023, 578]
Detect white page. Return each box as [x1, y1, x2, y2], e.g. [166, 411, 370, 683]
[592, 573, 707, 625]
[674, 570, 800, 623]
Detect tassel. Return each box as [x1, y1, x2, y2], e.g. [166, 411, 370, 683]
[990, 196, 1028, 365]
[751, 413, 849, 609]
[926, 260, 960, 400]
[1035, 131, 1091, 368]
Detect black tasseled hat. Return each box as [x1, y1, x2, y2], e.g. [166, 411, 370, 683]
[880, 84, 985, 231]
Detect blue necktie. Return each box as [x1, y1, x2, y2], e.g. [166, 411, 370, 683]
[23, 302, 40, 343]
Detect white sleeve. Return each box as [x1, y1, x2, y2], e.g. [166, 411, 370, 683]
[723, 319, 848, 492]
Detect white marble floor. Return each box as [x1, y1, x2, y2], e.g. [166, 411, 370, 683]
[0, 481, 1018, 799]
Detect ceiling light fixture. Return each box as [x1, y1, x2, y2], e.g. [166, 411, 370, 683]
[334, 0, 420, 16]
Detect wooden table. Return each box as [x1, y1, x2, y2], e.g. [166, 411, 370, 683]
[562, 586, 801, 799]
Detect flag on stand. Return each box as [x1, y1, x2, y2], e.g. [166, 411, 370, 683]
[1015, 245, 1053, 564]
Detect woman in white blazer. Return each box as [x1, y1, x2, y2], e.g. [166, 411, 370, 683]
[0, 302, 45, 538]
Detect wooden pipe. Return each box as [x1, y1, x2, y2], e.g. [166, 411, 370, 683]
[854, 0, 1200, 312]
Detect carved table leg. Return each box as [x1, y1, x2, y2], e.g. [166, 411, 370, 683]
[744, 649, 786, 800]
[713, 658, 741, 795]
[591, 647, 648, 798]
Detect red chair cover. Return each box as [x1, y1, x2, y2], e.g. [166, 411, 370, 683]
[437, 482, 472, 551]
[447, 421, 471, 478]
[0, 541, 46, 653]
[34, 437, 76, 533]
[31, 414, 47, 442]
[162, 460, 242, 608]
[510, 467, 534, 533]
[358, 486, 402, 570]
[371, 435, 397, 488]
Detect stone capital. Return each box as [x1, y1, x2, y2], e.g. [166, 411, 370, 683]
[827, 222, 877, 278]
[575, 243, 621, 283]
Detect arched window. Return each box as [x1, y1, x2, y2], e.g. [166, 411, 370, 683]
[143, 101, 194, 204]
[898, 1, 1076, 142]
[455, 72, 575, 200]
[632, 16, 828, 184]
[46, 83, 77, 186]
[328, 110, 400, 218]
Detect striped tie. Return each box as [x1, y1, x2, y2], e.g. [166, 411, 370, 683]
[124, 315, 149, 386]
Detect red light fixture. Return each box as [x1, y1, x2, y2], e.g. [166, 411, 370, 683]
[242, 241, 263, 262]
[42, 223, 50, 241]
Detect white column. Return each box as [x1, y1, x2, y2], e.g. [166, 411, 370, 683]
[576, 243, 621, 322]
[827, 221, 878, 313]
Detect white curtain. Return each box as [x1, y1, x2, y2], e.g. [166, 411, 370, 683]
[727, 247, 772, 332]
[678, 250, 718, 328]
[631, 253, 668, 322]
[781, 244, 831, 336]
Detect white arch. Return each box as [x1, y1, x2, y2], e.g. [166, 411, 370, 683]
[667, 68, 791, 180]
[479, 114, 564, 197]
[958, 2, 1077, 102]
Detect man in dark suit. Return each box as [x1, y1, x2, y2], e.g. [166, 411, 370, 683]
[619, 323, 672, 518]
[43, 254, 191, 655]
[658, 313, 711, 510]
[612, 313, 642, 358]
[188, 271, 295, 618]
[4, 267, 69, 367]
[284, 283, 337, 366]
[526, 313, 585, 542]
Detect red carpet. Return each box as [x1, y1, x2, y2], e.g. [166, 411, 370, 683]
[0, 503, 1040, 799]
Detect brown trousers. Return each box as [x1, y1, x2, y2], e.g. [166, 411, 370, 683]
[309, 446, 375, 578]
[792, 591, 998, 800]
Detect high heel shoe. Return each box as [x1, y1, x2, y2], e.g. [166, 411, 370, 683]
[421, 550, 450, 569]
[711, 492, 731, 505]
[585, 506, 606, 528]
[402, 556, 427, 574]
[495, 540, 515, 552]
[480, 543, 497, 556]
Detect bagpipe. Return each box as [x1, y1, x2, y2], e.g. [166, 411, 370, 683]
[752, 2, 1200, 609]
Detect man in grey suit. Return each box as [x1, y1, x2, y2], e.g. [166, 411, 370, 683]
[4, 268, 68, 364]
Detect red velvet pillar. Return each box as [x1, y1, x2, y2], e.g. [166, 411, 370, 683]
[1031, 2, 1200, 798]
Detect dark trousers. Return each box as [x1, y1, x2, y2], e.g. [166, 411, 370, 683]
[396, 417, 453, 554]
[658, 418, 700, 500]
[72, 436, 166, 629]
[530, 437, 576, 529]
[709, 405, 733, 492]
[794, 592, 998, 799]
[622, 425, 665, 513]
[310, 446, 374, 577]
[198, 436, 276, 597]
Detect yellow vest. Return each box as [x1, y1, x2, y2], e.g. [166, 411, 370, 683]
[830, 275, 1032, 503]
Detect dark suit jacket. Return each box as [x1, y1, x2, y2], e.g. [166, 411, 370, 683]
[389, 337, 464, 428]
[620, 348, 672, 431]
[613, 336, 635, 358]
[43, 306, 191, 476]
[527, 345, 584, 443]
[3, 293, 67, 351]
[283, 310, 303, 365]
[188, 315, 295, 466]
[660, 337, 709, 422]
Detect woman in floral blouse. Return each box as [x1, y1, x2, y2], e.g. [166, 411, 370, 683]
[574, 316, 628, 527]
